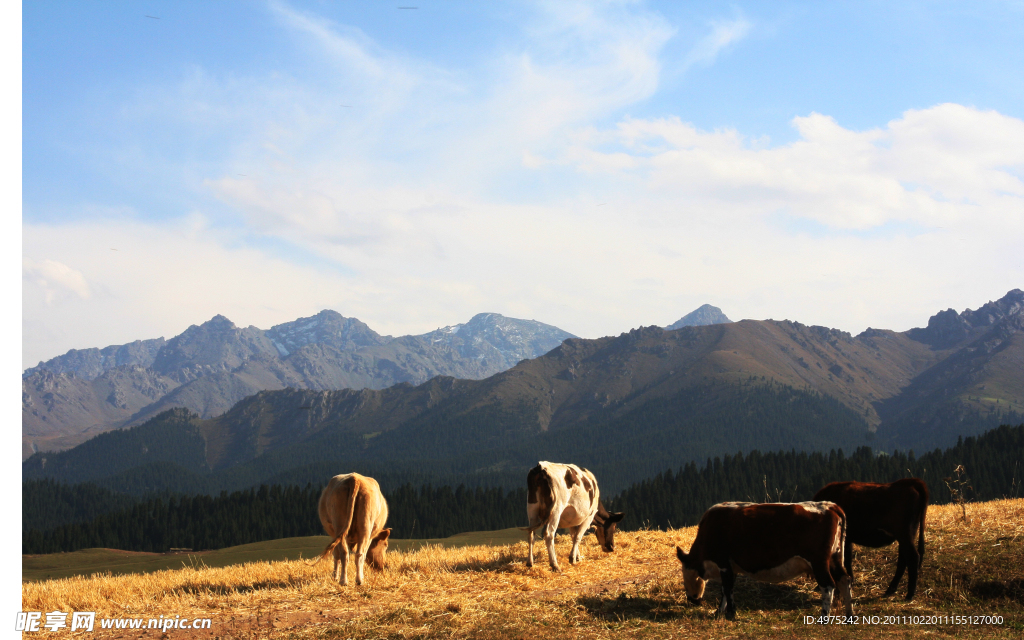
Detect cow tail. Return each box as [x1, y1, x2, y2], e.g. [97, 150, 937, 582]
[836, 504, 848, 573]
[522, 465, 553, 533]
[304, 535, 345, 566]
[917, 486, 929, 569]
[306, 476, 360, 566]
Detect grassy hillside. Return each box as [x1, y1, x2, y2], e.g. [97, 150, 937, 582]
[22, 501, 1023, 639]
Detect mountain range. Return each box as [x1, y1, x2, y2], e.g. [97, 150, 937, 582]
[22, 312, 576, 458]
[23, 290, 1024, 495]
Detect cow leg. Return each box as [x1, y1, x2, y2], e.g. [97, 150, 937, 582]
[828, 551, 854, 617]
[838, 574, 853, 617]
[527, 529, 535, 567]
[354, 542, 367, 586]
[904, 539, 921, 601]
[885, 544, 909, 597]
[844, 536, 855, 585]
[544, 520, 560, 571]
[335, 540, 350, 586]
[332, 547, 340, 583]
[813, 561, 838, 616]
[718, 566, 736, 620]
[567, 525, 578, 564]
[568, 524, 586, 564]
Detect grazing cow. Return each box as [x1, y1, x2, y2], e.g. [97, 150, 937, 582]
[675, 501, 853, 621]
[314, 473, 391, 586]
[813, 478, 929, 600]
[524, 461, 624, 571]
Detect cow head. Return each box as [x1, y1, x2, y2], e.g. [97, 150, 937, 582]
[593, 506, 625, 552]
[675, 546, 706, 603]
[367, 528, 392, 570]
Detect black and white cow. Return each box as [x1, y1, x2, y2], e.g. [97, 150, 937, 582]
[675, 501, 853, 620]
[524, 461, 624, 571]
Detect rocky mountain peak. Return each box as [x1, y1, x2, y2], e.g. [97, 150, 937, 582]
[266, 310, 390, 356]
[665, 304, 732, 330]
[419, 313, 576, 369]
[962, 289, 1024, 327]
[151, 315, 278, 382]
[907, 289, 1024, 349]
[205, 314, 236, 329]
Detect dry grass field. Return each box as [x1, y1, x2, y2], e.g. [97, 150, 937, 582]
[22, 530, 528, 583]
[22, 500, 1024, 639]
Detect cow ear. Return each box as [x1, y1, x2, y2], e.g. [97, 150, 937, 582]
[608, 512, 625, 524]
[676, 546, 688, 563]
[376, 528, 392, 542]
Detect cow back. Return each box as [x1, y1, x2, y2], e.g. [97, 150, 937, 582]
[689, 502, 845, 575]
[319, 473, 389, 543]
[813, 479, 927, 546]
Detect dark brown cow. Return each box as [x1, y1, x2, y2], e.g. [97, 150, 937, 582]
[524, 461, 624, 571]
[675, 501, 852, 620]
[813, 478, 928, 600]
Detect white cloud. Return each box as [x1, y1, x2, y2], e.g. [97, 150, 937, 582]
[22, 258, 92, 304]
[681, 15, 752, 71]
[567, 104, 1024, 234]
[21, 3, 1024, 369]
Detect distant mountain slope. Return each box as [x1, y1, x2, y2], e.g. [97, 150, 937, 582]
[665, 304, 732, 329]
[23, 290, 1024, 487]
[22, 338, 166, 380]
[21, 366, 179, 456]
[22, 311, 576, 458]
[19, 311, 955, 493]
[877, 289, 1024, 450]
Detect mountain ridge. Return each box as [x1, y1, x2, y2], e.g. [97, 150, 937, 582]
[22, 310, 577, 458]
[25, 289, 1024, 494]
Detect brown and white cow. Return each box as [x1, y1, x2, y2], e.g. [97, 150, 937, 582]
[675, 501, 853, 620]
[524, 461, 624, 571]
[313, 473, 391, 586]
[813, 478, 928, 600]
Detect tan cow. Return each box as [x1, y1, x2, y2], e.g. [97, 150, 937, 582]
[315, 473, 391, 586]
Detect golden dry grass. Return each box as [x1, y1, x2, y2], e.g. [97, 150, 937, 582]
[22, 500, 1024, 639]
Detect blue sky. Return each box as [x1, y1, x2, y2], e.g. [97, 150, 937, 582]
[21, 0, 1024, 369]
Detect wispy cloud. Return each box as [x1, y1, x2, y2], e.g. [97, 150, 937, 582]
[681, 15, 752, 71]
